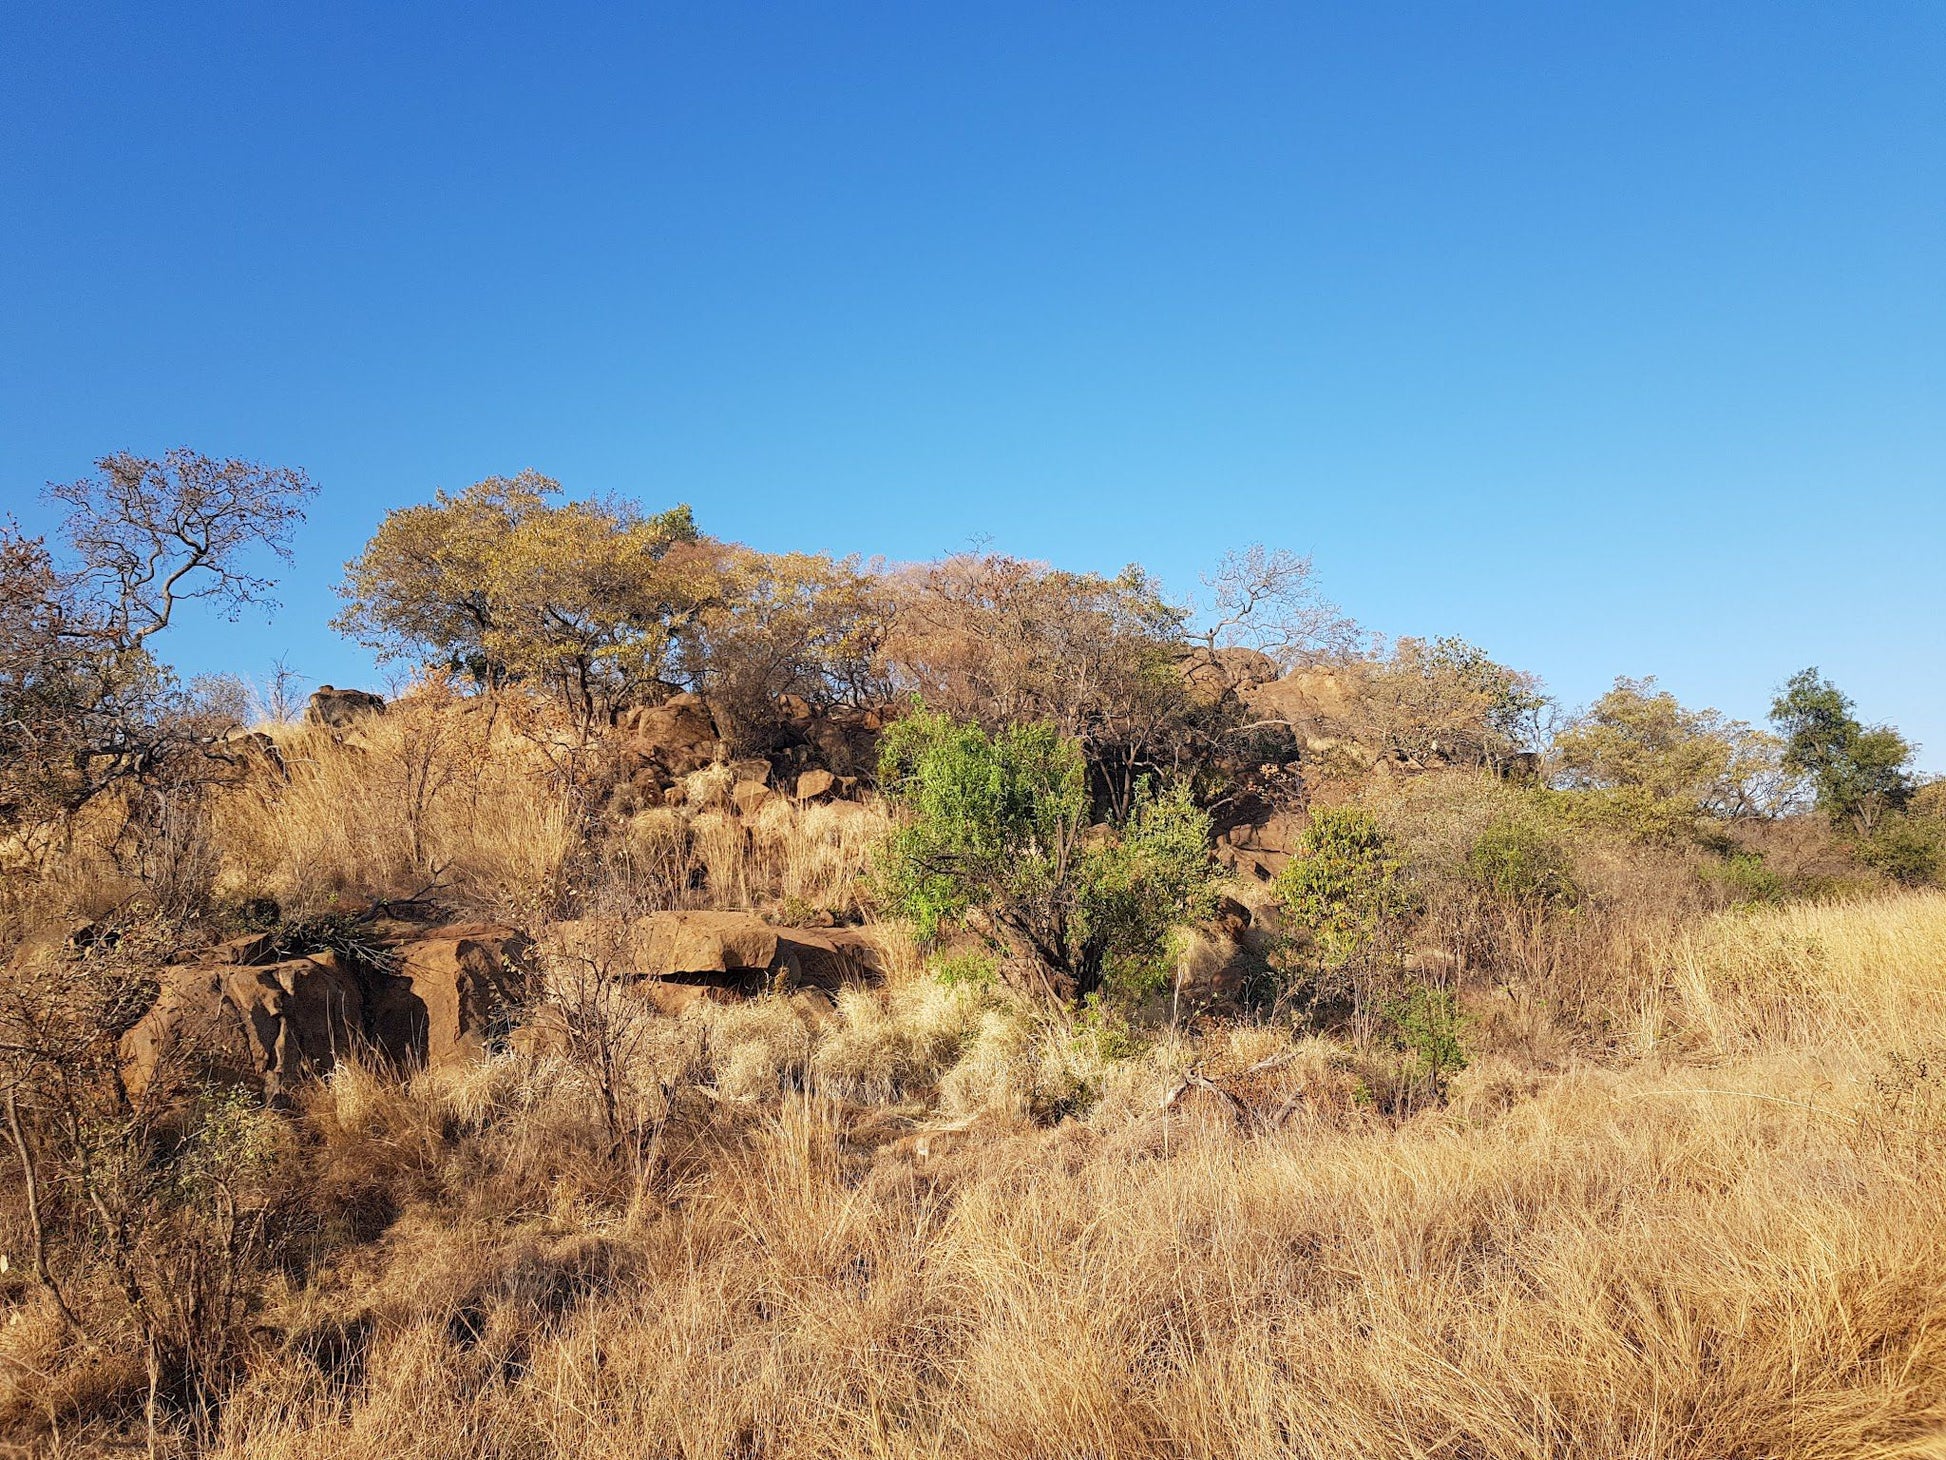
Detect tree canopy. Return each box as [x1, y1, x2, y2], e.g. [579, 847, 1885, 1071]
[1553, 676, 1791, 835]
[334, 472, 705, 728]
[1770, 668, 1916, 835]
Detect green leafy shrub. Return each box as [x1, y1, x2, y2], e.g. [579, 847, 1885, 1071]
[1271, 807, 1417, 1018]
[877, 710, 1213, 1004]
[1466, 817, 1578, 906]
[932, 947, 1001, 989]
[1274, 808, 1414, 966]
[1386, 983, 1469, 1089]
[1860, 816, 1944, 888]
[1705, 851, 1786, 905]
[877, 709, 1088, 949]
[1076, 779, 1218, 1006]
[1772, 668, 1916, 835]
[1551, 783, 1712, 846]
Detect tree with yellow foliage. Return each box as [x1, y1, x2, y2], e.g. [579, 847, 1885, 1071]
[334, 472, 706, 730]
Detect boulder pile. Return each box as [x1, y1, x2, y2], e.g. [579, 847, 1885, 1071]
[607, 691, 874, 814]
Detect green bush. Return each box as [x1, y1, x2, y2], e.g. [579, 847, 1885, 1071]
[877, 709, 1213, 1004]
[1466, 817, 1578, 906]
[1860, 815, 1944, 888]
[1273, 807, 1415, 967]
[1705, 851, 1786, 905]
[877, 709, 1089, 948]
[932, 947, 1001, 989]
[1386, 983, 1469, 1088]
[1550, 784, 1710, 846]
[1075, 779, 1218, 1005]
[1772, 668, 1916, 835]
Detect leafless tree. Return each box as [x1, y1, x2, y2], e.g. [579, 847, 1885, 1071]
[48, 448, 314, 651]
[1, 450, 315, 836]
[1190, 545, 1362, 672]
[541, 924, 698, 1186]
[251, 655, 307, 725]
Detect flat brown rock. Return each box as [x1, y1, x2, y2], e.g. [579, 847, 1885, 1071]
[550, 912, 884, 1005]
[794, 768, 837, 802]
[731, 779, 777, 817]
[636, 911, 781, 977]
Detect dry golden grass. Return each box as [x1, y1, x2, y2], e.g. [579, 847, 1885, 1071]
[207, 694, 890, 921]
[116, 891, 1938, 1459]
[211, 694, 580, 916]
[1662, 892, 1946, 1059]
[6, 721, 1943, 1460]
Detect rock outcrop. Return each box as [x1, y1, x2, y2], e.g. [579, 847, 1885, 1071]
[551, 910, 883, 1014]
[1172, 896, 1275, 1013]
[306, 686, 387, 728]
[385, 924, 537, 1069]
[118, 921, 535, 1103]
[613, 693, 721, 782]
[122, 952, 366, 1104]
[1217, 808, 1309, 882]
[602, 690, 880, 818]
[628, 910, 882, 989]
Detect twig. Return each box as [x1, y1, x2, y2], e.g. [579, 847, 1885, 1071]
[4, 1087, 89, 1339]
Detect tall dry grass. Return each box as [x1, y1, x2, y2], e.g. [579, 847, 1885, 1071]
[209, 692, 578, 916]
[98, 892, 1933, 1458]
[206, 693, 890, 921]
[616, 791, 887, 917]
[1661, 892, 1946, 1059]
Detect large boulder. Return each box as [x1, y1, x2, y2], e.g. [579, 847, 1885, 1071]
[636, 910, 783, 981]
[794, 768, 838, 802]
[121, 952, 364, 1105]
[1217, 808, 1310, 882]
[550, 911, 882, 1004]
[305, 686, 387, 728]
[116, 921, 536, 1102]
[1234, 666, 1379, 762]
[614, 693, 720, 780]
[382, 924, 537, 1069]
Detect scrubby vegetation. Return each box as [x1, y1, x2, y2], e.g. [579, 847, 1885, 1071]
[4, 454, 1945, 1456]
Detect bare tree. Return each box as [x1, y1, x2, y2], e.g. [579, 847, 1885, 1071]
[48, 449, 315, 651]
[251, 655, 307, 725]
[540, 923, 698, 1189]
[0, 450, 314, 835]
[1190, 545, 1362, 673]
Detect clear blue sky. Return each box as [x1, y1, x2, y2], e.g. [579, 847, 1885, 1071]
[3, 4, 1941, 763]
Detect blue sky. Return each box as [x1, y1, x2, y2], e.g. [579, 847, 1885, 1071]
[3, 3, 1941, 763]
